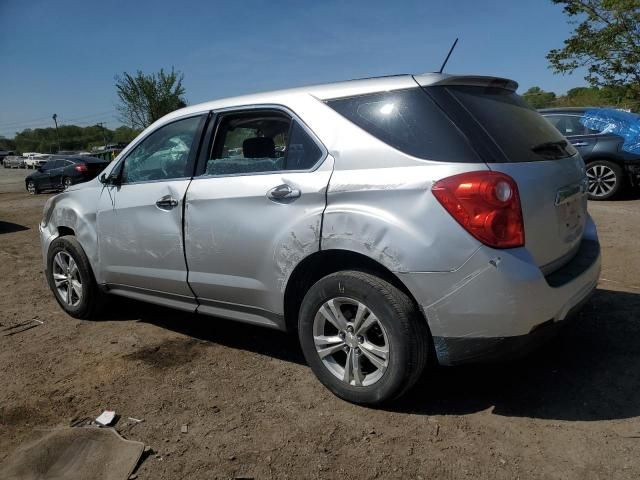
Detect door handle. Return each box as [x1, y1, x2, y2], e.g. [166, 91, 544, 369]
[267, 184, 301, 202]
[156, 195, 179, 210]
[571, 142, 589, 147]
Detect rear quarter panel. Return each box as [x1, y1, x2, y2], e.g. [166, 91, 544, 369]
[317, 107, 484, 273]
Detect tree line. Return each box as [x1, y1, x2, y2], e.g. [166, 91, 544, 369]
[0, 124, 140, 155]
[522, 84, 638, 110]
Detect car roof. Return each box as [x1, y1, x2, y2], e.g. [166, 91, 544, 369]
[49, 155, 106, 163]
[159, 73, 518, 124]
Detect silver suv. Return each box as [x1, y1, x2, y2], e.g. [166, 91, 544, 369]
[40, 74, 601, 404]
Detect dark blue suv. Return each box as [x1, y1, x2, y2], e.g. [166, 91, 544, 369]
[540, 107, 640, 200]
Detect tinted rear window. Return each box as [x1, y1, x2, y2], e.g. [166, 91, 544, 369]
[445, 86, 577, 161]
[326, 88, 481, 163]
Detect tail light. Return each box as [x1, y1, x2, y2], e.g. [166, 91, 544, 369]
[74, 163, 88, 173]
[432, 171, 524, 248]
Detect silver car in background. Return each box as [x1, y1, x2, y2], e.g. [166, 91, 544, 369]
[39, 73, 600, 404]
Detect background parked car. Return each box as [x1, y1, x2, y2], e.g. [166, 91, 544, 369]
[0, 150, 15, 165]
[540, 107, 640, 200]
[25, 155, 110, 194]
[3, 155, 25, 168]
[24, 153, 50, 169]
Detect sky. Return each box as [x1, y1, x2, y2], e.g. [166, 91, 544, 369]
[0, 0, 588, 139]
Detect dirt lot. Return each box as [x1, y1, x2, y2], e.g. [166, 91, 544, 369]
[1, 166, 640, 479]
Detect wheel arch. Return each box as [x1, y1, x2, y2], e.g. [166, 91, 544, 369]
[585, 155, 626, 167]
[283, 248, 426, 333]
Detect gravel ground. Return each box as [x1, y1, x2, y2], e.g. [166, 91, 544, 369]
[1, 166, 640, 479]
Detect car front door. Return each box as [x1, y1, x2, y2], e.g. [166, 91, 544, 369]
[35, 161, 54, 189]
[184, 108, 332, 326]
[96, 114, 206, 309]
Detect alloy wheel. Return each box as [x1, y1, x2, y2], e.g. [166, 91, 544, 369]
[52, 251, 82, 307]
[64, 178, 72, 190]
[313, 297, 389, 387]
[586, 164, 617, 198]
[27, 181, 36, 195]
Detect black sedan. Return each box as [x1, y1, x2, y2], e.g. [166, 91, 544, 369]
[540, 107, 640, 200]
[25, 156, 110, 194]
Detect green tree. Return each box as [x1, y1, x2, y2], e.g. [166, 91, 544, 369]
[112, 125, 139, 144]
[522, 86, 557, 108]
[0, 136, 16, 151]
[115, 67, 187, 130]
[547, 0, 640, 102]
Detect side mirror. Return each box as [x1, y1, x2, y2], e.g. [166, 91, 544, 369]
[99, 172, 120, 186]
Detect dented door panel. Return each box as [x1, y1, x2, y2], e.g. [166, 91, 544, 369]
[184, 156, 334, 323]
[96, 180, 193, 297]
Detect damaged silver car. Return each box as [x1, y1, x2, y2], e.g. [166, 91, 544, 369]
[40, 73, 601, 404]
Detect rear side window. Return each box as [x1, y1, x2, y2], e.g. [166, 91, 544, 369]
[203, 111, 323, 176]
[544, 114, 600, 136]
[445, 86, 577, 161]
[326, 88, 481, 162]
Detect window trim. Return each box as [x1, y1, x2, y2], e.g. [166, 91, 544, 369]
[193, 104, 327, 179]
[109, 113, 208, 186]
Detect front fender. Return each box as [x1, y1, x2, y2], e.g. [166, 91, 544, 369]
[41, 184, 101, 278]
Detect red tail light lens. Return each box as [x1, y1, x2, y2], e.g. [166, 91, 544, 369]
[432, 171, 524, 248]
[74, 163, 88, 173]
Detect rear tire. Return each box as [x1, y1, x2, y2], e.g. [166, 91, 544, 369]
[586, 160, 624, 200]
[298, 270, 429, 405]
[46, 236, 105, 319]
[63, 177, 72, 190]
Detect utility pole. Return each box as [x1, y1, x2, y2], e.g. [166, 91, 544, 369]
[52, 113, 60, 153]
[97, 122, 107, 148]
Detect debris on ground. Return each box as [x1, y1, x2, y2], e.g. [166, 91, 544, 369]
[96, 410, 117, 426]
[2, 318, 44, 337]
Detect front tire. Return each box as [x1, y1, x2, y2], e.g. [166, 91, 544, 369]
[586, 160, 624, 200]
[298, 271, 429, 405]
[63, 177, 72, 190]
[46, 236, 104, 319]
[27, 180, 38, 195]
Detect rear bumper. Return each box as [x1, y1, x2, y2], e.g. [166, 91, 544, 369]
[430, 291, 592, 365]
[398, 216, 600, 365]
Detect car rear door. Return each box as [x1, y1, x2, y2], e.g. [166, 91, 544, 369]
[184, 108, 332, 325]
[543, 114, 599, 157]
[96, 114, 207, 308]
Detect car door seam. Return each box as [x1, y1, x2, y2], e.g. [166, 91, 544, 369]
[182, 178, 200, 307]
[318, 157, 335, 251]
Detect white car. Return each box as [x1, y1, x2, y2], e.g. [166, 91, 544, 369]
[24, 153, 49, 169]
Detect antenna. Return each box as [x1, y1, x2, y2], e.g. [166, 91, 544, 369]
[438, 38, 459, 74]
